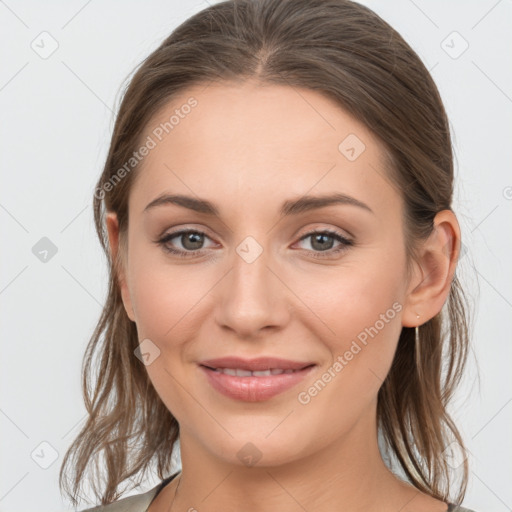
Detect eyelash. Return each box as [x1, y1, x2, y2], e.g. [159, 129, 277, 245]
[155, 228, 354, 260]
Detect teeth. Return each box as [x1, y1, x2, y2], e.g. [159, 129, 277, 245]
[254, 369, 273, 376]
[213, 368, 297, 376]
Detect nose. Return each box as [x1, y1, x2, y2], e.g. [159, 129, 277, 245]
[214, 241, 290, 339]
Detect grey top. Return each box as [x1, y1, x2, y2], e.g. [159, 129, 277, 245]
[80, 473, 479, 512]
[79, 473, 180, 512]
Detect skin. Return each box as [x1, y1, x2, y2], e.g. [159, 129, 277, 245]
[106, 81, 460, 512]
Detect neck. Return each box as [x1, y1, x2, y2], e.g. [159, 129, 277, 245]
[162, 403, 423, 512]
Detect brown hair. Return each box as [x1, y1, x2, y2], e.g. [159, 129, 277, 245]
[59, 0, 472, 507]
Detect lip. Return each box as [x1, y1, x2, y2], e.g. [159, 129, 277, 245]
[199, 357, 316, 402]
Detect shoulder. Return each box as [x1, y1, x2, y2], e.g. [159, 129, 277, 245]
[78, 472, 179, 512]
[78, 483, 161, 512]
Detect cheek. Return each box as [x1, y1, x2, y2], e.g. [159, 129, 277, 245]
[301, 256, 405, 380]
[126, 253, 214, 415]
[304, 257, 402, 328]
[342, 294, 404, 399]
[130, 263, 212, 340]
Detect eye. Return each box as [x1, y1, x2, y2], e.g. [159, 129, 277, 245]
[155, 229, 217, 258]
[294, 229, 353, 259]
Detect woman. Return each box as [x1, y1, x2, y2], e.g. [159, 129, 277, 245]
[60, 0, 479, 510]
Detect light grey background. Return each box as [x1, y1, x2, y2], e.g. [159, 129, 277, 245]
[1, 1, 511, 511]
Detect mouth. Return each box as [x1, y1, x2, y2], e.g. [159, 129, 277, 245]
[199, 356, 315, 372]
[198, 360, 316, 402]
[200, 365, 315, 376]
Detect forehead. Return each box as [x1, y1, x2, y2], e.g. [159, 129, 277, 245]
[131, 81, 399, 219]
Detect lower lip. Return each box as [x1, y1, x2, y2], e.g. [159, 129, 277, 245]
[199, 365, 316, 402]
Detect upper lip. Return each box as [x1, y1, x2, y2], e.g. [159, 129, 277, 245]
[199, 356, 315, 372]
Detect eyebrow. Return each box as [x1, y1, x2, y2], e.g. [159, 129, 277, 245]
[143, 192, 374, 217]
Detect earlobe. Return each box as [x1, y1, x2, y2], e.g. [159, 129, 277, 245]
[105, 212, 136, 322]
[402, 210, 461, 328]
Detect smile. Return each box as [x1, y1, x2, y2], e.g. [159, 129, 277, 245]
[199, 364, 316, 401]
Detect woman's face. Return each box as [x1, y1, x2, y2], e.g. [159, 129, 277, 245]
[108, 81, 422, 467]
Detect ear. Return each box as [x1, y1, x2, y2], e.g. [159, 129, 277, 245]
[401, 209, 461, 328]
[105, 212, 136, 322]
